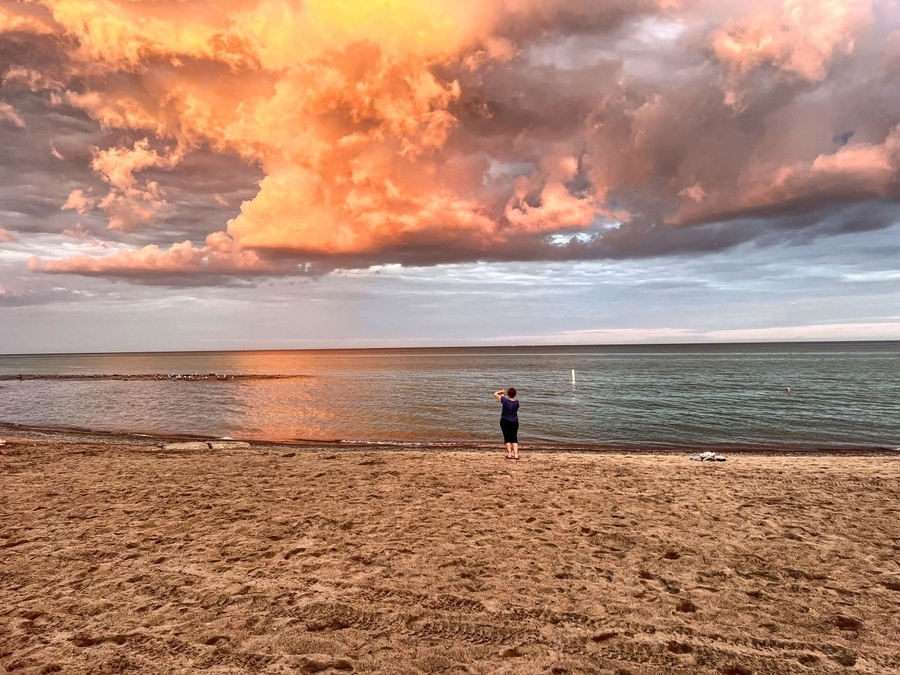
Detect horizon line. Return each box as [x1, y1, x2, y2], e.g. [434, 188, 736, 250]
[2, 338, 898, 358]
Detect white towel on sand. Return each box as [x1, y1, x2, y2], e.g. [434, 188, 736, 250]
[690, 451, 726, 462]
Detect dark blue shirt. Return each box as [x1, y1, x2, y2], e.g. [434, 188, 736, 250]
[501, 396, 519, 422]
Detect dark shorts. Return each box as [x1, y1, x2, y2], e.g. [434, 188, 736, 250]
[500, 418, 519, 444]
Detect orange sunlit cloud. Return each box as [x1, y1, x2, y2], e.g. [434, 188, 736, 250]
[668, 124, 900, 225]
[712, 0, 872, 82]
[19, 0, 623, 274]
[2, 0, 898, 281]
[38, 0, 521, 259]
[29, 232, 266, 278]
[0, 98, 25, 127]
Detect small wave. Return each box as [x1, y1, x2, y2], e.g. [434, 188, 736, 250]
[338, 439, 497, 449]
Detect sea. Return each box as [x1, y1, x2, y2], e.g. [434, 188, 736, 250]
[1, 342, 898, 451]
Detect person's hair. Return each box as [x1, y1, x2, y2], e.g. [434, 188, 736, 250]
[507, 387, 517, 398]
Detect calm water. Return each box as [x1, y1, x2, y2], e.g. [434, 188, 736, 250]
[0, 343, 898, 450]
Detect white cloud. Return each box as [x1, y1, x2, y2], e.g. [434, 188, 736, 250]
[705, 322, 900, 342]
[558, 327, 699, 343]
[842, 270, 900, 282]
[548, 321, 900, 344]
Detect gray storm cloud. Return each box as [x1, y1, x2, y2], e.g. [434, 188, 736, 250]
[0, 0, 898, 285]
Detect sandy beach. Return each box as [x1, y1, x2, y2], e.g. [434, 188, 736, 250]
[1, 435, 899, 674]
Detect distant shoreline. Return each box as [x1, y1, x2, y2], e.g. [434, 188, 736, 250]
[1, 338, 899, 358]
[2, 422, 896, 456]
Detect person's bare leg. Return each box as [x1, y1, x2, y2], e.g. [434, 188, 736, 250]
[512, 442, 519, 459]
[505, 442, 513, 459]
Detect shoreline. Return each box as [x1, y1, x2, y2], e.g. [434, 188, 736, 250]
[1, 421, 898, 456]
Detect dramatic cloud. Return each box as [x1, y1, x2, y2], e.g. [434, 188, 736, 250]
[88, 138, 182, 231]
[0, 98, 24, 127]
[61, 222, 90, 239]
[712, 0, 872, 82]
[669, 124, 900, 225]
[0, 0, 898, 284]
[61, 189, 91, 214]
[29, 232, 267, 282]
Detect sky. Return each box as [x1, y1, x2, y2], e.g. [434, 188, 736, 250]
[1, 0, 899, 353]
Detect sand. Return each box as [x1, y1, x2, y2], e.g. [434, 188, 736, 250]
[1, 436, 899, 674]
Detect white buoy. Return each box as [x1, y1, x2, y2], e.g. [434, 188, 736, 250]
[572, 369, 576, 383]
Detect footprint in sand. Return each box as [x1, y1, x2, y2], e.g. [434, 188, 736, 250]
[590, 631, 618, 643]
[71, 635, 128, 647]
[832, 614, 863, 631]
[666, 640, 692, 654]
[828, 648, 857, 666]
[797, 653, 819, 666]
[720, 666, 752, 675]
[297, 656, 354, 673]
[201, 635, 230, 646]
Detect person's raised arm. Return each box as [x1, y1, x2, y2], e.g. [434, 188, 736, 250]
[493, 389, 505, 401]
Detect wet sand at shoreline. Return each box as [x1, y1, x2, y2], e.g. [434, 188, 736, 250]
[1, 437, 899, 674]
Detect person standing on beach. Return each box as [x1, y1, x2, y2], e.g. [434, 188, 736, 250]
[493, 387, 520, 460]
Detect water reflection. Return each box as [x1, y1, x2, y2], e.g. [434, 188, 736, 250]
[0, 345, 898, 448]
